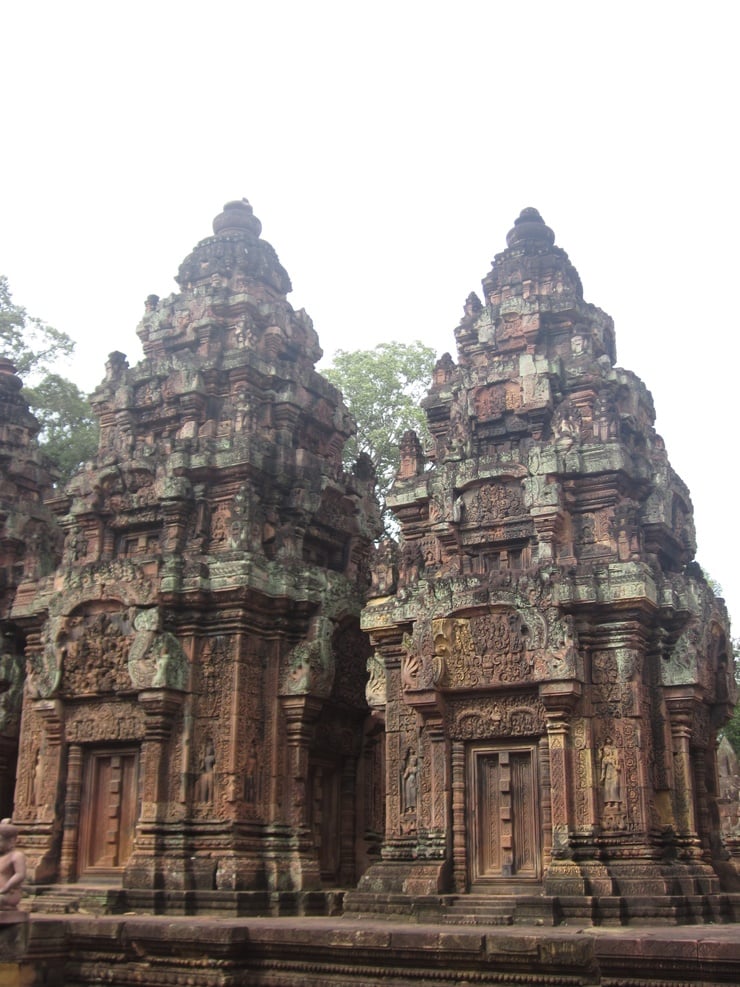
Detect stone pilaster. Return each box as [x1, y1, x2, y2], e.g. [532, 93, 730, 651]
[280, 694, 323, 890]
[58, 744, 83, 882]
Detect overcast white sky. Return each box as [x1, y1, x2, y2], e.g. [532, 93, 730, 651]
[2, 2, 737, 629]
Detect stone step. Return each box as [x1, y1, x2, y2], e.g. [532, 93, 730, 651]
[440, 895, 517, 926]
[443, 911, 514, 926]
[26, 885, 126, 915]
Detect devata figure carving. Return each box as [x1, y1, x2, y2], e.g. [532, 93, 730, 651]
[600, 739, 622, 806]
[402, 749, 418, 814]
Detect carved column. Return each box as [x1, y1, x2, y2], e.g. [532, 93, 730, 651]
[137, 689, 184, 822]
[370, 631, 406, 856]
[32, 700, 64, 818]
[280, 694, 323, 890]
[692, 746, 712, 856]
[124, 689, 184, 890]
[426, 715, 448, 836]
[225, 629, 245, 805]
[451, 741, 466, 892]
[666, 695, 697, 856]
[99, 517, 115, 560]
[540, 682, 581, 858]
[407, 690, 448, 856]
[359, 712, 385, 865]
[26, 699, 65, 883]
[665, 689, 700, 855]
[58, 744, 83, 881]
[546, 714, 572, 855]
[672, 721, 697, 839]
[281, 695, 323, 829]
[538, 734, 552, 870]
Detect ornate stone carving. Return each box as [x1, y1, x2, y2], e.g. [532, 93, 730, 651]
[60, 609, 133, 696]
[358, 207, 731, 910]
[281, 616, 335, 698]
[128, 609, 188, 691]
[194, 739, 216, 804]
[6, 201, 380, 893]
[0, 644, 24, 735]
[438, 609, 546, 688]
[26, 621, 63, 699]
[365, 653, 386, 709]
[197, 635, 231, 719]
[461, 481, 524, 525]
[449, 695, 546, 740]
[599, 737, 626, 831]
[401, 748, 419, 814]
[65, 704, 145, 744]
[2, 202, 734, 916]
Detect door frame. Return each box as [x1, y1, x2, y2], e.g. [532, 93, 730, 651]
[466, 740, 542, 889]
[77, 745, 140, 881]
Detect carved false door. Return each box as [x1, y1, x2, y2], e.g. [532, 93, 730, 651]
[308, 759, 341, 883]
[469, 744, 541, 886]
[78, 747, 140, 879]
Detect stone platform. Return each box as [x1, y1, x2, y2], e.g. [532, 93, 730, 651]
[3, 911, 740, 986]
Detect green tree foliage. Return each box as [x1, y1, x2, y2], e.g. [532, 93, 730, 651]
[723, 640, 740, 757]
[23, 374, 99, 483]
[0, 275, 74, 377]
[0, 276, 98, 482]
[725, 710, 740, 757]
[324, 341, 436, 528]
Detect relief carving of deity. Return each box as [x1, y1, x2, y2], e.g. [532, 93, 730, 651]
[61, 610, 133, 695]
[402, 748, 419, 815]
[600, 738, 622, 806]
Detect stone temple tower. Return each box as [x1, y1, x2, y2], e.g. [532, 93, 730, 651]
[10, 200, 382, 900]
[352, 208, 736, 923]
[0, 359, 60, 820]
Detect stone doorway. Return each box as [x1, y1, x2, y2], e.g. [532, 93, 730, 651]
[308, 759, 342, 884]
[77, 747, 140, 880]
[468, 743, 541, 887]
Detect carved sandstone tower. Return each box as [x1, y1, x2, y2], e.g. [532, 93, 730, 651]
[10, 201, 381, 899]
[0, 359, 60, 820]
[355, 209, 735, 920]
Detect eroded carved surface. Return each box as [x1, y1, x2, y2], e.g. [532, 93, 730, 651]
[1, 205, 736, 920]
[360, 207, 735, 904]
[4, 201, 381, 893]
